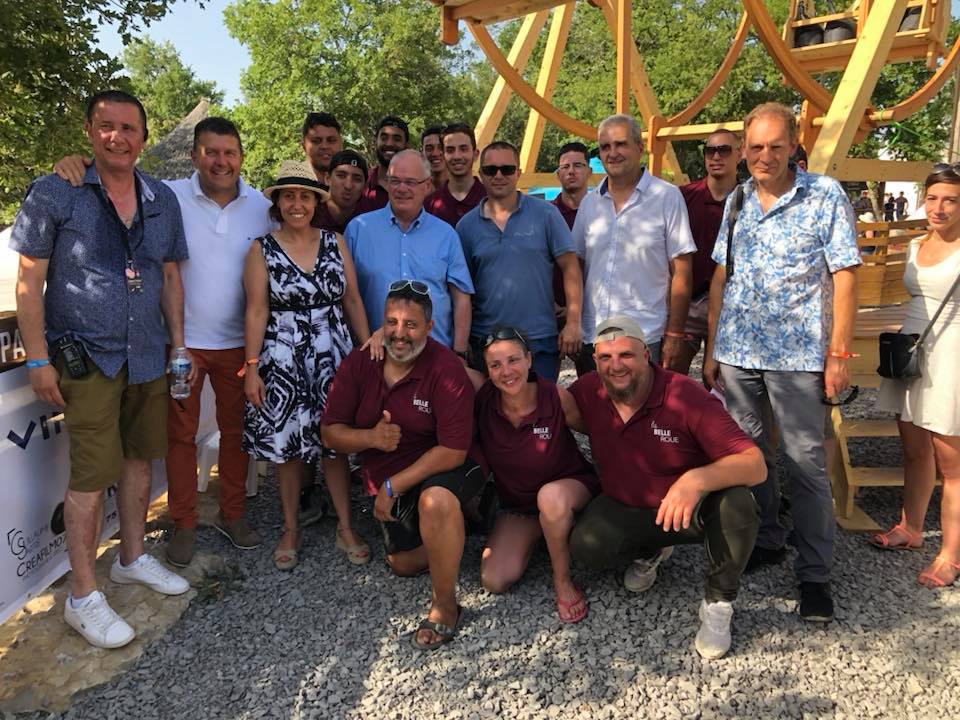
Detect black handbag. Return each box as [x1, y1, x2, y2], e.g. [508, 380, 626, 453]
[877, 266, 960, 379]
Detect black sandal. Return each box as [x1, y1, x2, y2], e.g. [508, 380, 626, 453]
[410, 606, 463, 651]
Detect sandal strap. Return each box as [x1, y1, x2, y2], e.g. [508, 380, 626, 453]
[416, 618, 454, 639]
[872, 523, 922, 547]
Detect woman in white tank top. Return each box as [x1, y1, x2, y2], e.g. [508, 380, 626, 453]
[872, 166, 960, 587]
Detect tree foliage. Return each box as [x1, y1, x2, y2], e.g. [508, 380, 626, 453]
[122, 38, 224, 140]
[224, 0, 486, 188]
[0, 0, 184, 221]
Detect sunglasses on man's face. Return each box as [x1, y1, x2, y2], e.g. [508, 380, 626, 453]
[388, 279, 429, 295]
[482, 327, 527, 350]
[480, 164, 518, 177]
[703, 144, 734, 159]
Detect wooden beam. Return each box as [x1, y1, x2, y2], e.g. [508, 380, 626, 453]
[519, 172, 605, 190]
[469, 19, 598, 140]
[520, 3, 575, 173]
[450, 0, 567, 23]
[807, 0, 909, 175]
[614, 0, 631, 113]
[654, 120, 746, 141]
[473, 11, 550, 153]
[440, 4, 458, 45]
[835, 158, 935, 182]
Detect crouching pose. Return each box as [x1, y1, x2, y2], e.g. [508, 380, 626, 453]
[469, 327, 599, 623]
[321, 281, 483, 650]
[568, 316, 765, 659]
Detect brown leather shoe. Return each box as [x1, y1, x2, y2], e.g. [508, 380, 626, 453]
[214, 513, 262, 550]
[165, 527, 196, 568]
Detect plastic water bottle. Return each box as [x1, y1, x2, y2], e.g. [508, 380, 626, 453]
[169, 348, 192, 400]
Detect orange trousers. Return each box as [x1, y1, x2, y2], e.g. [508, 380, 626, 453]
[165, 347, 248, 528]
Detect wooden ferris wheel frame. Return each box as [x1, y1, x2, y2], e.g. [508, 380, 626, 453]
[435, 0, 960, 185]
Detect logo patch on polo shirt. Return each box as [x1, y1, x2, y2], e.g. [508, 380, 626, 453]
[413, 396, 431, 414]
[533, 425, 552, 441]
[651, 420, 678, 444]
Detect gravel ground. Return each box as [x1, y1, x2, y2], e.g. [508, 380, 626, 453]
[12, 363, 959, 720]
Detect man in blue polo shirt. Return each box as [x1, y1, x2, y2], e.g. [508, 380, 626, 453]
[456, 141, 583, 381]
[345, 149, 474, 355]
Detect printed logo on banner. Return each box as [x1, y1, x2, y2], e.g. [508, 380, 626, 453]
[7, 413, 63, 450]
[6, 519, 65, 578]
[0, 313, 26, 374]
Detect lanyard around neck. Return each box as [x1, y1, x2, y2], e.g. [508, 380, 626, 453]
[91, 174, 145, 261]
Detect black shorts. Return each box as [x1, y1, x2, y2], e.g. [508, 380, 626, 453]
[380, 459, 486, 555]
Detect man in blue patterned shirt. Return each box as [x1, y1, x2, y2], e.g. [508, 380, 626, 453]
[704, 102, 860, 624]
[11, 90, 191, 648]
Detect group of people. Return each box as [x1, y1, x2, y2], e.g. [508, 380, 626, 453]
[9, 89, 959, 661]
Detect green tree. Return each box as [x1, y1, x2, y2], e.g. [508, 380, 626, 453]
[122, 38, 224, 141]
[224, 0, 485, 188]
[0, 0, 184, 222]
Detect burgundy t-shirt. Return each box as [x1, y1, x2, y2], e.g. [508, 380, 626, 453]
[315, 202, 354, 235]
[356, 166, 390, 214]
[321, 338, 475, 494]
[426, 178, 486, 228]
[568, 364, 756, 508]
[550, 194, 584, 309]
[475, 374, 598, 511]
[679, 178, 727, 298]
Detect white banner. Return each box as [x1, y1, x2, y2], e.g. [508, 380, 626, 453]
[0, 320, 167, 624]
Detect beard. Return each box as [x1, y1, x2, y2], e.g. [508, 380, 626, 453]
[377, 148, 399, 168]
[601, 374, 639, 403]
[385, 335, 427, 363]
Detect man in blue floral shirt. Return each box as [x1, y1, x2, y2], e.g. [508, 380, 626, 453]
[704, 102, 860, 624]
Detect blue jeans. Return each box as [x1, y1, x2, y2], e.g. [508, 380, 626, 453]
[719, 365, 833, 583]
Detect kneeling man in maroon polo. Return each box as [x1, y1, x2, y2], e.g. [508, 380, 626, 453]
[568, 316, 765, 660]
[321, 281, 484, 650]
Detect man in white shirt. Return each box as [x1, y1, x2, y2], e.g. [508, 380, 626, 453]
[54, 117, 273, 566]
[572, 114, 695, 370]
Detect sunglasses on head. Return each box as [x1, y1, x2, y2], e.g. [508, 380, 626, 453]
[482, 327, 527, 350]
[932, 162, 960, 174]
[703, 144, 734, 159]
[821, 385, 860, 407]
[388, 279, 429, 295]
[480, 164, 518, 177]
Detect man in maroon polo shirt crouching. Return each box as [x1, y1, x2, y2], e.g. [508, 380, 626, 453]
[321, 281, 484, 651]
[567, 315, 765, 660]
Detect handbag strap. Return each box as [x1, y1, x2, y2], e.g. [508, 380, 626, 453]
[724, 184, 745, 277]
[914, 259, 960, 346]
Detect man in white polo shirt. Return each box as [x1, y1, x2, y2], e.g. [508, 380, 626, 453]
[55, 117, 273, 566]
[573, 114, 695, 370]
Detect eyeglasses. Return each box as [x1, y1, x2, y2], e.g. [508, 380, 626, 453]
[480, 164, 518, 177]
[558, 162, 588, 172]
[482, 327, 527, 349]
[703, 144, 734, 159]
[388, 279, 430, 295]
[821, 385, 860, 407]
[932, 163, 960, 174]
[385, 176, 430, 189]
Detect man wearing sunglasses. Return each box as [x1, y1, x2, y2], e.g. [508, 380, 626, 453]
[674, 130, 743, 376]
[321, 283, 482, 650]
[345, 149, 474, 354]
[703, 102, 860, 623]
[456, 141, 583, 382]
[573, 114, 695, 373]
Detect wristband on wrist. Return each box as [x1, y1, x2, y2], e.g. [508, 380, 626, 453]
[26, 359, 50, 369]
[664, 331, 688, 339]
[236, 358, 260, 378]
[385, 478, 394, 498]
[827, 350, 860, 359]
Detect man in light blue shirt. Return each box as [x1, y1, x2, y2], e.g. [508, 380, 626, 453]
[456, 140, 583, 381]
[345, 150, 474, 351]
[704, 102, 860, 624]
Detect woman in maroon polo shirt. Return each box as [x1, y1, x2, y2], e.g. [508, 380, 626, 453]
[470, 327, 599, 623]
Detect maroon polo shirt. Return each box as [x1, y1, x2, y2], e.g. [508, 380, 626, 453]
[550, 194, 584, 309]
[679, 178, 727, 298]
[475, 374, 598, 512]
[568, 364, 756, 509]
[315, 201, 355, 235]
[356, 166, 390, 214]
[425, 177, 486, 228]
[321, 338, 475, 494]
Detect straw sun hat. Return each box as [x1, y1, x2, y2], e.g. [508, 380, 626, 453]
[262, 160, 328, 199]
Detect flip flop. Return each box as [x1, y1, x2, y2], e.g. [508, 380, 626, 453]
[336, 528, 371, 565]
[868, 523, 923, 551]
[557, 586, 588, 624]
[410, 605, 463, 651]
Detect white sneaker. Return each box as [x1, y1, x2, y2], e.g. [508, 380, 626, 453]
[623, 546, 673, 593]
[110, 553, 190, 595]
[64, 591, 135, 649]
[695, 599, 734, 660]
